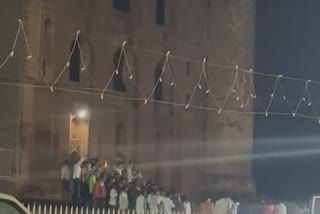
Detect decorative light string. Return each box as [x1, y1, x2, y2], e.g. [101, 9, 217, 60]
[1, 19, 320, 123]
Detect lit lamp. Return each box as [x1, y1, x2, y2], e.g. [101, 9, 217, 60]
[76, 109, 88, 119]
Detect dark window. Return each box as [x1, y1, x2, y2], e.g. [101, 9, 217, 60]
[42, 60, 47, 77]
[156, 0, 165, 25]
[69, 40, 80, 82]
[113, 49, 127, 92]
[115, 124, 126, 145]
[44, 19, 52, 39]
[186, 61, 191, 76]
[154, 62, 163, 100]
[113, 0, 130, 13]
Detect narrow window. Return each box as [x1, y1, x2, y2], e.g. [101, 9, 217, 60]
[113, 49, 126, 92]
[113, 0, 130, 13]
[156, 0, 165, 25]
[69, 40, 80, 82]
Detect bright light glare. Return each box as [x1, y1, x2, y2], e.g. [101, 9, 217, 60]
[77, 109, 88, 119]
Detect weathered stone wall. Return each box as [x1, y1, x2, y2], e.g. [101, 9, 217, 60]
[0, 0, 255, 196]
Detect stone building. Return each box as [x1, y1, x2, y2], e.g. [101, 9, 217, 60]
[0, 0, 255, 196]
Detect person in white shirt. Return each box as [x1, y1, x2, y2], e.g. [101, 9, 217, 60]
[61, 160, 71, 200]
[136, 191, 147, 214]
[162, 193, 175, 214]
[274, 202, 287, 214]
[72, 156, 86, 201]
[182, 195, 192, 214]
[148, 190, 162, 214]
[109, 184, 118, 211]
[119, 187, 129, 213]
[126, 160, 133, 183]
[215, 197, 234, 214]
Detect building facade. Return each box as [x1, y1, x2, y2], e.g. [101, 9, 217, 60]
[0, 0, 255, 196]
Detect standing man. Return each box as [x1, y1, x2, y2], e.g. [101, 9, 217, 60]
[72, 156, 87, 201]
[61, 160, 71, 201]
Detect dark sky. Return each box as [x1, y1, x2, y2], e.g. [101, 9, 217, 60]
[254, 0, 320, 200]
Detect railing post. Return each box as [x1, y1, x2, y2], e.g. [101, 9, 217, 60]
[38, 204, 42, 214]
[32, 204, 36, 214]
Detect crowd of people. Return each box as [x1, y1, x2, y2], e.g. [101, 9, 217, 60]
[60, 156, 309, 214]
[60, 156, 191, 214]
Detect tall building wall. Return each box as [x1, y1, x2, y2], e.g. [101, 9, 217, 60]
[0, 0, 255, 196]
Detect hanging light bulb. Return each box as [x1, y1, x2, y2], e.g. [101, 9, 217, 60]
[270, 94, 274, 98]
[159, 77, 162, 82]
[218, 109, 222, 114]
[129, 75, 133, 80]
[237, 96, 240, 101]
[240, 104, 244, 108]
[185, 104, 190, 109]
[198, 84, 202, 90]
[27, 55, 32, 59]
[205, 90, 210, 94]
[283, 96, 286, 100]
[81, 67, 86, 71]
[50, 86, 54, 92]
[66, 62, 70, 67]
[100, 93, 104, 100]
[144, 99, 148, 104]
[10, 51, 14, 57]
[170, 82, 175, 86]
[115, 70, 119, 75]
[265, 112, 268, 117]
[302, 97, 306, 101]
[308, 102, 312, 106]
[292, 113, 296, 117]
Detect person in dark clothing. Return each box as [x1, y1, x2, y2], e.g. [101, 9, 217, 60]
[237, 200, 250, 214]
[127, 182, 139, 210]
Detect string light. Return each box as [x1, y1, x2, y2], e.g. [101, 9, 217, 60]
[185, 57, 206, 109]
[2, 19, 320, 124]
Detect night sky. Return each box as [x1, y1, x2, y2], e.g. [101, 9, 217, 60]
[254, 0, 320, 200]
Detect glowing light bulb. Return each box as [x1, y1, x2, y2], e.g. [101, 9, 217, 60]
[265, 112, 268, 117]
[302, 97, 306, 101]
[185, 104, 189, 109]
[144, 99, 148, 104]
[270, 94, 274, 98]
[218, 109, 222, 114]
[283, 96, 286, 100]
[198, 84, 202, 89]
[10, 51, 14, 57]
[170, 82, 175, 86]
[240, 104, 244, 108]
[205, 90, 210, 94]
[27, 55, 32, 59]
[159, 77, 162, 82]
[308, 102, 312, 106]
[129, 75, 133, 80]
[100, 93, 104, 100]
[50, 86, 54, 92]
[115, 70, 119, 75]
[66, 62, 70, 67]
[292, 113, 296, 117]
[81, 67, 86, 71]
[237, 96, 240, 101]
